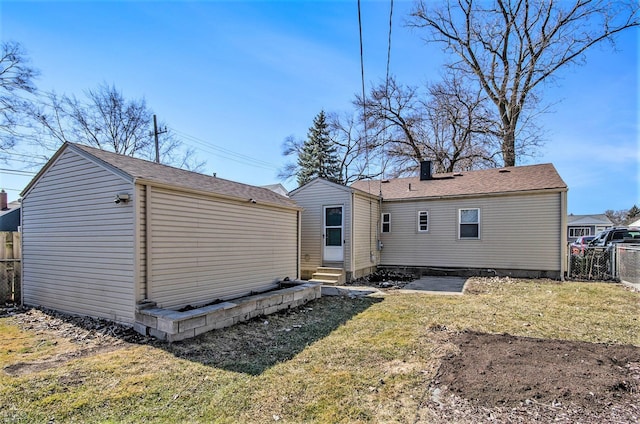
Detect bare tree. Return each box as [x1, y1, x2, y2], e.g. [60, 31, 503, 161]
[425, 74, 501, 172]
[606, 205, 640, 226]
[33, 83, 205, 171]
[411, 0, 639, 166]
[357, 77, 428, 177]
[277, 135, 303, 182]
[326, 111, 384, 184]
[358, 76, 500, 176]
[0, 41, 39, 157]
[35, 84, 152, 155]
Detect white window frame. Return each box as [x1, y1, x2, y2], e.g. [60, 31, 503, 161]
[569, 227, 591, 238]
[381, 213, 390, 233]
[459, 208, 480, 239]
[418, 210, 429, 233]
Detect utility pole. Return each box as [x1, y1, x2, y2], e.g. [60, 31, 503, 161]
[153, 114, 167, 163]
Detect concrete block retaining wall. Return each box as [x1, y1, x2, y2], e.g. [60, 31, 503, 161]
[135, 281, 321, 342]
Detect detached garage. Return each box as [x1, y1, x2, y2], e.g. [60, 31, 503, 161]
[21, 142, 301, 326]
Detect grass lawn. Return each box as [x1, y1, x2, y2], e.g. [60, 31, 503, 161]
[1, 278, 638, 423]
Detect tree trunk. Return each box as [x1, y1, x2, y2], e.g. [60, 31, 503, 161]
[502, 127, 516, 167]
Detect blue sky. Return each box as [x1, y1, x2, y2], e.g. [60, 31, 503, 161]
[1, 0, 638, 215]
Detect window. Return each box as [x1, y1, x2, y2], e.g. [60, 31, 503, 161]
[381, 213, 390, 233]
[418, 211, 429, 232]
[569, 227, 591, 237]
[459, 208, 480, 239]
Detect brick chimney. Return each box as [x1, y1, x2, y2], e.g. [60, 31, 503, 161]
[419, 161, 432, 181]
[0, 190, 7, 210]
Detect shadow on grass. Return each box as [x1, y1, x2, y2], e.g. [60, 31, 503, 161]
[159, 296, 383, 375]
[2, 296, 382, 377]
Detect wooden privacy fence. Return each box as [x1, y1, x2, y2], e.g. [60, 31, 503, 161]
[1, 232, 21, 303]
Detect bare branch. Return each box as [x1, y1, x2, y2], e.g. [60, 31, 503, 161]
[410, 0, 639, 166]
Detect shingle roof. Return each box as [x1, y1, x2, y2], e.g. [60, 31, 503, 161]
[0, 201, 20, 217]
[70, 143, 299, 209]
[567, 214, 613, 226]
[351, 163, 567, 200]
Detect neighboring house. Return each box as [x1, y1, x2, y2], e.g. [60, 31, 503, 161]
[21, 142, 301, 325]
[289, 178, 380, 282]
[261, 183, 289, 197]
[347, 161, 568, 279]
[0, 190, 21, 232]
[566, 214, 613, 242]
[627, 217, 640, 228]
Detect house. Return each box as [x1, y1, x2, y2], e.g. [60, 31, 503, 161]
[566, 214, 613, 242]
[0, 190, 21, 232]
[20, 142, 303, 329]
[289, 178, 381, 283]
[261, 183, 289, 197]
[346, 161, 567, 279]
[626, 217, 640, 228]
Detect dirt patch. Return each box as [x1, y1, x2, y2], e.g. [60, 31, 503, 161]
[427, 331, 640, 422]
[348, 269, 416, 289]
[9, 306, 148, 345]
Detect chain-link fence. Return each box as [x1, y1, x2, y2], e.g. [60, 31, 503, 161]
[568, 243, 640, 282]
[568, 246, 616, 281]
[0, 260, 21, 303]
[617, 245, 640, 285]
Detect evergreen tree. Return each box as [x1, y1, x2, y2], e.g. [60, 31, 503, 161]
[296, 110, 342, 186]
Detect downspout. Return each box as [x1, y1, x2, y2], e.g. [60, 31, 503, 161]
[377, 192, 383, 263]
[132, 183, 140, 306]
[145, 185, 153, 298]
[297, 209, 301, 280]
[560, 190, 568, 281]
[19, 197, 24, 307]
[351, 191, 355, 276]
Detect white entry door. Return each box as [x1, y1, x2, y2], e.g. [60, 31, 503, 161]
[323, 205, 344, 262]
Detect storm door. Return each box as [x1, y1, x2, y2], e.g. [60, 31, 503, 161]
[323, 205, 344, 262]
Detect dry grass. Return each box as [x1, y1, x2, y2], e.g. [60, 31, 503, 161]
[0, 278, 638, 423]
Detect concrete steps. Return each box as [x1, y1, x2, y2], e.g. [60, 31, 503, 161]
[309, 267, 345, 286]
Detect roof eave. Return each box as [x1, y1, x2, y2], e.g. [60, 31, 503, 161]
[291, 177, 381, 200]
[135, 178, 302, 211]
[381, 186, 568, 202]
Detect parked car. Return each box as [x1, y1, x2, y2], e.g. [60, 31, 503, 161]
[589, 227, 640, 247]
[570, 235, 595, 255]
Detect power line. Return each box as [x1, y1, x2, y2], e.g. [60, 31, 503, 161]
[358, 0, 375, 257]
[386, 0, 394, 85]
[357, 0, 368, 173]
[0, 168, 37, 176]
[381, 0, 394, 185]
[3, 151, 46, 159]
[169, 127, 279, 171]
[4, 157, 46, 166]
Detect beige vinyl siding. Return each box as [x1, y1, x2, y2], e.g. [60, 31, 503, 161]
[291, 181, 351, 274]
[380, 192, 562, 272]
[352, 192, 380, 276]
[147, 187, 298, 309]
[22, 149, 136, 324]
